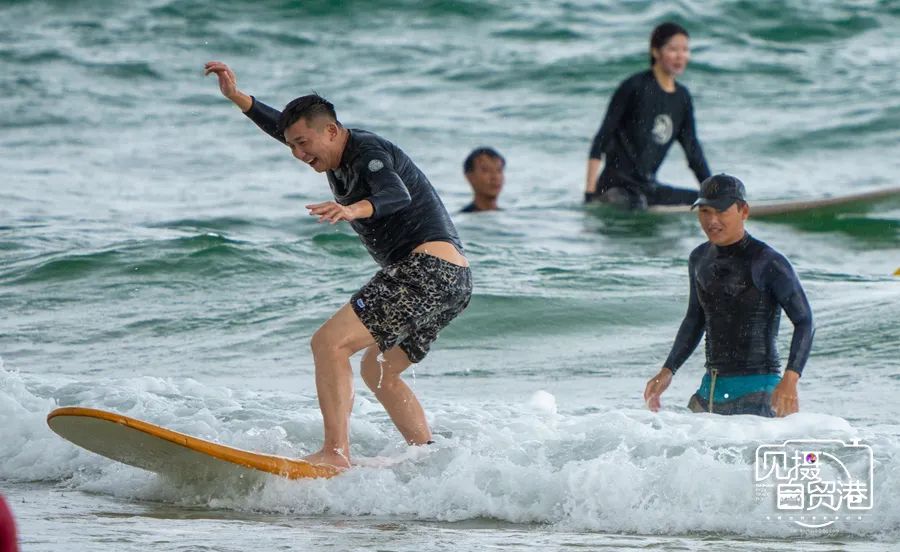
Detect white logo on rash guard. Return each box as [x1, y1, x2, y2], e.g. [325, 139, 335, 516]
[368, 159, 384, 172]
[652, 114, 673, 144]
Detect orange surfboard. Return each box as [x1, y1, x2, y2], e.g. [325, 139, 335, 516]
[47, 406, 340, 480]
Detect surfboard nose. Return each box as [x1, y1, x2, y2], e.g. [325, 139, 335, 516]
[47, 407, 341, 480]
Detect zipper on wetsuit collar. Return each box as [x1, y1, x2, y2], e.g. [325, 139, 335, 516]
[709, 368, 718, 413]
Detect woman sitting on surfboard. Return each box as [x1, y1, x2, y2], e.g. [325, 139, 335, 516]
[584, 22, 712, 210]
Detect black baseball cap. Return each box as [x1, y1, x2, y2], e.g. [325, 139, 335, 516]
[691, 174, 747, 211]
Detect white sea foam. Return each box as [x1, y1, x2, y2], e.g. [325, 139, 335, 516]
[3, 367, 897, 538]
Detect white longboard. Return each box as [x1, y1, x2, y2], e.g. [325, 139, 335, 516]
[648, 186, 900, 217]
[47, 407, 340, 480]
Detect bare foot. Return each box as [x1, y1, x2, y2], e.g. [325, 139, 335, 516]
[304, 448, 351, 470]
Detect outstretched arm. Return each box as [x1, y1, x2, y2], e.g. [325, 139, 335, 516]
[305, 152, 411, 224]
[204, 61, 286, 143]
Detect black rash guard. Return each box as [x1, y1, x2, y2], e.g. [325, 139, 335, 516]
[664, 234, 814, 376]
[589, 70, 710, 191]
[244, 97, 463, 267]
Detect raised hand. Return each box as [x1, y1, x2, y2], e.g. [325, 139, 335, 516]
[204, 61, 252, 112]
[204, 61, 238, 97]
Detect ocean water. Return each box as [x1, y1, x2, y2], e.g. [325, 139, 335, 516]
[2, 0, 899, 550]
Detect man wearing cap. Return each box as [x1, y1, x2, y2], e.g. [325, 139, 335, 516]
[643, 174, 815, 417]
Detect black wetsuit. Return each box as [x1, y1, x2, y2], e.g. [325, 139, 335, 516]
[589, 70, 711, 208]
[664, 234, 814, 415]
[244, 98, 462, 267]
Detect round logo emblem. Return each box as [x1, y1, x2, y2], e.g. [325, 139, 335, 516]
[368, 159, 384, 172]
[651, 114, 673, 145]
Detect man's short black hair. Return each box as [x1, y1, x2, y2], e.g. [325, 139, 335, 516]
[463, 147, 506, 174]
[276, 93, 340, 136]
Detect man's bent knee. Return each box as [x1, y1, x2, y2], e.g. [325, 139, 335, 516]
[310, 326, 352, 360]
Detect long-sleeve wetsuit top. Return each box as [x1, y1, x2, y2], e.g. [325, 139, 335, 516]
[244, 97, 463, 267]
[589, 70, 711, 189]
[664, 234, 814, 377]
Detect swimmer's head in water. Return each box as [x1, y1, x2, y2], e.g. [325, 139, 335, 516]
[463, 147, 505, 201]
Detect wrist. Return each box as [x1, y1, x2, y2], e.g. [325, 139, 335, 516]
[228, 92, 252, 112]
[351, 200, 374, 220]
[782, 369, 801, 383]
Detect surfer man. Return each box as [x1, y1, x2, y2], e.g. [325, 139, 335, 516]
[643, 174, 815, 416]
[460, 147, 505, 213]
[584, 22, 711, 210]
[204, 61, 472, 468]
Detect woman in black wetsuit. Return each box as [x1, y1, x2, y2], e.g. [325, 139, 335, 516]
[584, 22, 711, 210]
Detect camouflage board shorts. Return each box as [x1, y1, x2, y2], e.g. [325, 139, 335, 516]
[351, 253, 472, 363]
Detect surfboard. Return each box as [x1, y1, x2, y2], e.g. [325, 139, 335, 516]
[647, 186, 900, 217]
[47, 406, 340, 480]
